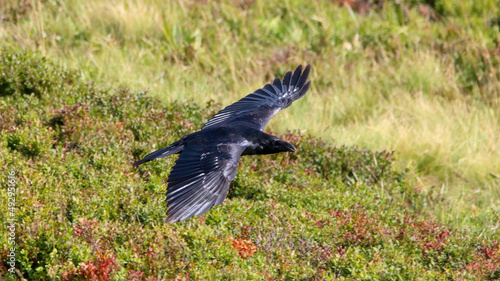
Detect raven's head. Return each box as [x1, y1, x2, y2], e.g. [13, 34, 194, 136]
[242, 134, 297, 155]
[273, 139, 296, 153]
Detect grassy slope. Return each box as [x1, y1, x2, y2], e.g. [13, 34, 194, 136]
[1, 48, 499, 280]
[0, 0, 499, 279]
[1, 0, 499, 216]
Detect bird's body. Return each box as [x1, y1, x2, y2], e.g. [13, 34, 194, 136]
[134, 65, 311, 223]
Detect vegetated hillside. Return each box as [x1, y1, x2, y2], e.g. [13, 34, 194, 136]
[1, 50, 499, 280]
[1, 0, 499, 226]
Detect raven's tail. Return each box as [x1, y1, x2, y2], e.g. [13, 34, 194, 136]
[133, 140, 183, 167]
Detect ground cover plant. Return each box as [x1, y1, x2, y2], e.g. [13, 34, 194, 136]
[1, 0, 499, 218]
[0, 0, 499, 279]
[1, 46, 499, 281]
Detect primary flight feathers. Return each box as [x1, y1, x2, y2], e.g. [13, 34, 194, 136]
[202, 65, 311, 131]
[134, 65, 311, 223]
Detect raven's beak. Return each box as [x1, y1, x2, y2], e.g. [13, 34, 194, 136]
[285, 142, 296, 152]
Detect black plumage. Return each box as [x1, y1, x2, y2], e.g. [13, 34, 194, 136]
[134, 65, 311, 223]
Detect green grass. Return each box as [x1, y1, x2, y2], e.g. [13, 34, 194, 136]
[0, 0, 499, 279]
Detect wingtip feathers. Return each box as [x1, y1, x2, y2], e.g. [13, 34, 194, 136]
[284, 64, 311, 91]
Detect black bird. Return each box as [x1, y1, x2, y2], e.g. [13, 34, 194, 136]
[134, 65, 311, 223]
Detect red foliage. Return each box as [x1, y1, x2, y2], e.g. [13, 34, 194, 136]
[231, 237, 257, 259]
[315, 219, 328, 228]
[61, 253, 119, 281]
[329, 209, 380, 246]
[78, 252, 119, 281]
[405, 220, 450, 255]
[126, 270, 145, 281]
[466, 241, 500, 279]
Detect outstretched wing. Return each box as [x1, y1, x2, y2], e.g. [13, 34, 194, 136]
[201, 65, 311, 131]
[165, 142, 246, 223]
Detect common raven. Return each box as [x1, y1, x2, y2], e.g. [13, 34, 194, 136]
[134, 65, 311, 223]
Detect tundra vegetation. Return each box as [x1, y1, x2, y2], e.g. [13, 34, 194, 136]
[0, 0, 499, 279]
